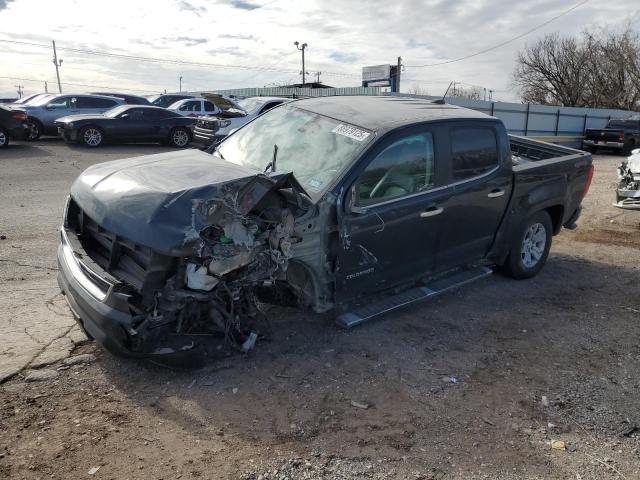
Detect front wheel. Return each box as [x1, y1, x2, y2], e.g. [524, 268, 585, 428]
[168, 127, 191, 148]
[501, 210, 553, 279]
[79, 126, 104, 147]
[0, 127, 8, 148]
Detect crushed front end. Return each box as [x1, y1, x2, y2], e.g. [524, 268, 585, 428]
[58, 173, 311, 362]
[614, 149, 640, 210]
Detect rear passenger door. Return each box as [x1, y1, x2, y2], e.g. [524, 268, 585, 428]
[435, 124, 512, 272]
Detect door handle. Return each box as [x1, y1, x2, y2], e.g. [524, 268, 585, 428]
[488, 189, 505, 198]
[420, 207, 443, 218]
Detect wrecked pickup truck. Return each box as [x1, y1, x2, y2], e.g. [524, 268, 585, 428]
[615, 148, 640, 209]
[57, 96, 594, 362]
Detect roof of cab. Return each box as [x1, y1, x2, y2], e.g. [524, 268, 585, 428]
[291, 95, 495, 132]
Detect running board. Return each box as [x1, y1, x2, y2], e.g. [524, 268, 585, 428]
[336, 266, 493, 329]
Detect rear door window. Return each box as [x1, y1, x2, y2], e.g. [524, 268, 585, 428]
[76, 97, 118, 109]
[449, 128, 498, 181]
[204, 101, 217, 112]
[47, 97, 71, 109]
[179, 100, 201, 112]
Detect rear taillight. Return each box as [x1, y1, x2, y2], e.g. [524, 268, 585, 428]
[619, 132, 625, 141]
[582, 164, 594, 199]
[12, 112, 27, 121]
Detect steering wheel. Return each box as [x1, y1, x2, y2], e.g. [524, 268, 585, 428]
[369, 166, 400, 198]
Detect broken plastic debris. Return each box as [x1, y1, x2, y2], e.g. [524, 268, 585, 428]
[185, 263, 219, 291]
[350, 400, 369, 409]
[541, 395, 549, 407]
[241, 332, 258, 353]
[550, 440, 566, 450]
[88, 466, 101, 475]
[442, 375, 458, 384]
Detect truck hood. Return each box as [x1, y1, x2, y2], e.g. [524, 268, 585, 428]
[70, 149, 307, 255]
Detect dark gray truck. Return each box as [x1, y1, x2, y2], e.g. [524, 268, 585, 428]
[57, 96, 594, 362]
[583, 118, 640, 155]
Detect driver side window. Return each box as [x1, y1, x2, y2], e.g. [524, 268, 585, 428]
[356, 132, 435, 205]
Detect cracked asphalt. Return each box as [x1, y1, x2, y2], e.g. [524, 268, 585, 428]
[0, 139, 172, 382]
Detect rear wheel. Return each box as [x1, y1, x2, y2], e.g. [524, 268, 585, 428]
[0, 127, 8, 148]
[169, 127, 190, 148]
[26, 118, 42, 140]
[502, 210, 553, 279]
[79, 126, 104, 147]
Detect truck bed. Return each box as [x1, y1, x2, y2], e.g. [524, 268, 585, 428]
[507, 135, 593, 231]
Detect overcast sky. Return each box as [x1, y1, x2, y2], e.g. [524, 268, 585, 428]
[0, 0, 638, 101]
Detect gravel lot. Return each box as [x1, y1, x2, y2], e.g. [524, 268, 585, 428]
[1, 138, 639, 479]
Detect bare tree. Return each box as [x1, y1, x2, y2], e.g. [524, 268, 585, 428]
[451, 85, 483, 101]
[513, 28, 640, 110]
[408, 83, 429, 96]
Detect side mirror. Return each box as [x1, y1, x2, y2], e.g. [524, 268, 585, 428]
[346, 184, 367, 215]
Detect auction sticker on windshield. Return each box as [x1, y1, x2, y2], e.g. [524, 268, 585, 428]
[332, 124, 370, 141]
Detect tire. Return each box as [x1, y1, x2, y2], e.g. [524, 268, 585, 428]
[79, 126, 104, 148]
[168, 127, 191, 148]
[0, 127, 8, 148]
[502, 210, 553, 280]
[26, 118, 42, 140]
[586, 146, 597, 154]
[622, 141, 635, 156]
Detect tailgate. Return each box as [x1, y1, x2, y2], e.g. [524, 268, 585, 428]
[585, 129, 623, 142]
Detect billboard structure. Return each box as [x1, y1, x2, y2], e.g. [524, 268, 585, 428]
[362, 63, 400, 92]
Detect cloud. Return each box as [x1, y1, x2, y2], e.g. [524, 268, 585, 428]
[218, 33, 257, 41]
[163, 36, 209, 46]
[329, 52, 359, 64]
[175, 0, 206, 13]
[229, 0, 261, 10]
[0, 0, 14, 10]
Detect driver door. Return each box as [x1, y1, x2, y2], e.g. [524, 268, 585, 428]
[336, 125, 449, 302]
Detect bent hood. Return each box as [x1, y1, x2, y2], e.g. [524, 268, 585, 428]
[70, 149, 308, 255]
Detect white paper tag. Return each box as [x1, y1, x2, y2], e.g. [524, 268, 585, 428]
[332, 124, 370, 141]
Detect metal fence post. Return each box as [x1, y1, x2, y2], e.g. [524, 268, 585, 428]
[524, 103, 530, 136]
[582, 114, 588, 133]
[490, 102, 495, 116]
[555, 109, 560, 135]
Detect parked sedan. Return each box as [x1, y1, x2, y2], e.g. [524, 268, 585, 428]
[0, 105, 30, 148]
[168, 98, 220, 117]
[54, 105, 196, 148]
[22, 94, 124, 140]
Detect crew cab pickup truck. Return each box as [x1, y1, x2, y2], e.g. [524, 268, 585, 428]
[57, 96, 594, 362]
[583, 118, 640, 155]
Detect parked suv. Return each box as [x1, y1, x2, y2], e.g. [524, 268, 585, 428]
[22, 94, 124, 139]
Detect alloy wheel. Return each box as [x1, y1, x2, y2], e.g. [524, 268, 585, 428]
[83, 128, 102, 147]
[173, 129, 189, 147]
[521, 222, 546, 268]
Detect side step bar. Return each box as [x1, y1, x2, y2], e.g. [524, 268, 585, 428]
[336, 266, 493, 329]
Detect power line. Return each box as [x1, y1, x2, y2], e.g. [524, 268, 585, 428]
[0, 38, 360, 79]
[406, 0, 590, 68]
[0, 75, 154, 93]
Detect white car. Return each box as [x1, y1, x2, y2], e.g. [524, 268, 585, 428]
[168, 98, 221, 118]
[193, 96, 292, 146]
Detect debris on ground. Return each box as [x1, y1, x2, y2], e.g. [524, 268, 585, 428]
[350, 400, 369, 409]
[24, 369, 59, 382]
[541, 395, 550, 407]
[62, 353, 96, 365]
[88, 466, 101, 475]
[550, 440, 566, 450]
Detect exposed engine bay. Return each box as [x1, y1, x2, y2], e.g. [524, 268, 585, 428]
[615, 149, 640, 210]
[64, 171, 327, 360]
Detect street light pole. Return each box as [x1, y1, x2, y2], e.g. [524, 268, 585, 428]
[179, 76, 183, 92]
[294, 41, 308, 84]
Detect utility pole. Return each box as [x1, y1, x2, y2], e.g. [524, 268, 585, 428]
[179, 76, 183, 92]
[315, 71, 321, 83]
[396, 56, 402, 93]
[483, 87, 487, 101]
[44, 81, 48, 93]
[52, 40, 63, 93]
[15, 85, 24, 98]
[489, 89, 494, 101]
[294, 41, 308, 84]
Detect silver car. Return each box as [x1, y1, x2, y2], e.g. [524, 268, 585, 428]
[22, 94, 124, 139]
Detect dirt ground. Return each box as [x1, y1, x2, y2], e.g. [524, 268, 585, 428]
[1, 141, 639, 480]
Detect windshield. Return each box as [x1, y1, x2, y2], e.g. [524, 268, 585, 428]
[30, 95, 56, 107]
[217, 105, 373, 198]
[237, 98, 264, 113]
[104, 105, 130, 117]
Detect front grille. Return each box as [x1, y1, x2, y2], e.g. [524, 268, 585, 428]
[66, 198, 175, 294]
